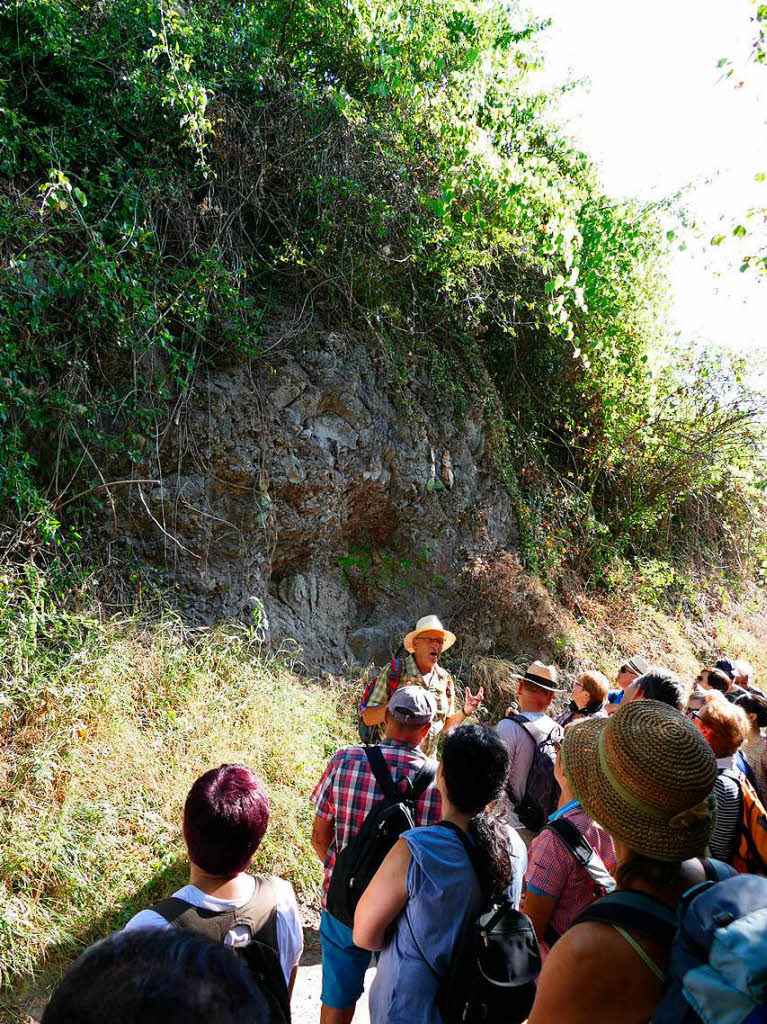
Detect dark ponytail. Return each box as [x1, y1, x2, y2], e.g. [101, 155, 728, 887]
[442, 725, 514, 895]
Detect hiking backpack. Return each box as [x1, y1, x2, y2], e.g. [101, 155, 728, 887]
[508, 714, 563, 833]
[357, 657, 404, 744]
[325, 745, 437, 927]
[153, 875, 291, 1024]
[540, 815, 616, 946]
[720, 767, 767, 876]
[431, 821, 541, 1024]
[576, 862, 767, 1024]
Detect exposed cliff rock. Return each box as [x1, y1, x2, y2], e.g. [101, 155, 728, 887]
[119, 328, 518, 670]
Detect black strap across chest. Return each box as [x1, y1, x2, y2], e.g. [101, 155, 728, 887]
[365, 744, 436, 802]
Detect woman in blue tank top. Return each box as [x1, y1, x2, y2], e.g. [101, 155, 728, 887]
[353, 725, 515, 1024]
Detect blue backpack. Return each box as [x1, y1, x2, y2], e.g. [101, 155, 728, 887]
[577, 862, 767, 1024]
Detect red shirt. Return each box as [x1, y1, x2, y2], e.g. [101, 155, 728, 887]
[310, 739, 442, 906]
[524, 801, 616, 958]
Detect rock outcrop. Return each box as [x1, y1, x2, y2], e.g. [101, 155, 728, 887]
[119, 328, 519, 670]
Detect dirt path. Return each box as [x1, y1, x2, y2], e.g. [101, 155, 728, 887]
[293, 927, 375, 1024]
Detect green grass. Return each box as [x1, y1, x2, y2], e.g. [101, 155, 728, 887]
[0, 605, 355, 1016]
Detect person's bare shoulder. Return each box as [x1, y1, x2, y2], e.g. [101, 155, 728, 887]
[529, 922, 664, 1024]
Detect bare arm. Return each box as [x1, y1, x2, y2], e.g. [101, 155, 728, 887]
[311, 815, 334, 862]
[520, 889, 556, 943]
[353, 838, 410, 950]
[287, 964, 298, 999]
[361, 704, 387, 726]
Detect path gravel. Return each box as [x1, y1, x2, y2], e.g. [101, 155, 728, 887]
[293, 927, 376, 1024]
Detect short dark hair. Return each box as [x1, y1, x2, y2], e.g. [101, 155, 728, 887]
[735, 692, 767, 729]
[184, 765, 269, 877]
[715, 657, 736, 680]
[635, 668, 685, 712]
[42, 928, 269, 1024]
[703, 667, 730, 694]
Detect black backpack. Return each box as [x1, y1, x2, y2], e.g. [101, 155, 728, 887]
[433, 822, 541, 1024]
[325, 745, 437, 927]
[153, 875, 291, 1024]
[508, 714, 562, 833]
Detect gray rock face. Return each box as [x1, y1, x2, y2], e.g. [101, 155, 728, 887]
[117, 329, 519, 671]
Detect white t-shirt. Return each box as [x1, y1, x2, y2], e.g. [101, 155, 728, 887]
[124, 875, 303, 985]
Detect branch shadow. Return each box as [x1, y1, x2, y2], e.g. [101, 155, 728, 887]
[2, 855, 188, 1022]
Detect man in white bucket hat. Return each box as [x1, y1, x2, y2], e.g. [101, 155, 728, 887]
[360, 614, 484, 757]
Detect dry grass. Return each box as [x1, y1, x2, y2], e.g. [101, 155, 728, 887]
[0, 619, 355, 1019]
[455, 553, 767, 702]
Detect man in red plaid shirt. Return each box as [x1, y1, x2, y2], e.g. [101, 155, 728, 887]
[311, 687, 443, 1024]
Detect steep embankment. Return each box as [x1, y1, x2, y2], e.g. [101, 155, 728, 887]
[0, 607, 355, 1017]
[3, 572, 767, 1018]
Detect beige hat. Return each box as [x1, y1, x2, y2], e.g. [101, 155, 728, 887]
[510, 660, 565, 693]
[562, 699, 718, 861]
[403, 615, 456, 653]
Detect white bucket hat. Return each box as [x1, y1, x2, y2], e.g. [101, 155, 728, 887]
[404, 615, 457, 653]
[510, 660, 565, 693]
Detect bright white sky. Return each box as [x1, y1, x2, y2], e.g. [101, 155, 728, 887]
[524, 0, 767, 362]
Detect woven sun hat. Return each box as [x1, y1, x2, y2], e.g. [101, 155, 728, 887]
[509, 660, 565, 693]
[561, 699, 718, 861]
[403, 615, 456, 653]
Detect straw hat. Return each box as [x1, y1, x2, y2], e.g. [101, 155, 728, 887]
[510, 660, 565, 693]
[403, 615, 456, 653]
[561, 700, 718, 861]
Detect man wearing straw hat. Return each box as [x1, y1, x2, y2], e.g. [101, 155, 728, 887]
[497, 660, 565, 845]
[360, 615, 484, 757]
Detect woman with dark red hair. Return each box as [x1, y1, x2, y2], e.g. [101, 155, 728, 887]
[124, 764, 303, 1017]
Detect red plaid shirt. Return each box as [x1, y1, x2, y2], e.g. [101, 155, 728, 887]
[310, 739, 442, 907]
[524, 801, 616, 958]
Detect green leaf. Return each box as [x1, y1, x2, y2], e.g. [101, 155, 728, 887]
[755, 172, 766, 183]
[73, 187, 87, 207]
[666, 230, 675, 241]
[733, 225, 747, 237]
[710, 234, 726, 246]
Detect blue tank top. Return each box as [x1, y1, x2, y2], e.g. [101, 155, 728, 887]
[367, 824, 483, 1024]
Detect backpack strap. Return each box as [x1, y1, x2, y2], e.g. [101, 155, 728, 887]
[438, 820, 482, 874]
[545, 818, 616, 890]
[388, 657, 404, 694]
[700, 857, 737, 883]
[364, 744, 398, 800]
[574, 890, 677, 946]
[409, 758, 438, 802]
[152, 877, 278, 947]
[511, 713, 561, 747]
[544, 817, 593, 867]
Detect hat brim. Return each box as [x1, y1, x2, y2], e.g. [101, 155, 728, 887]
[404, 628, 456, 653]
[561, 714, 714, 862]
[508, 672, 565, 693]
